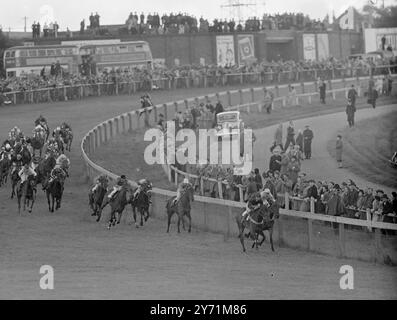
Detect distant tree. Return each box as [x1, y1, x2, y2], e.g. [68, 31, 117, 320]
[362, 4, 397, 28]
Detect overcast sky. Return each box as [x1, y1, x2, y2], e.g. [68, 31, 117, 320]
[0, 0, 394, 31]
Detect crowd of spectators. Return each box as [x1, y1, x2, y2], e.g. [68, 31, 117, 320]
[1, 56, 395, 95]
[92, 11, 335, 36]
[31, 21, 60, 39]
[174, 110, 397, 228]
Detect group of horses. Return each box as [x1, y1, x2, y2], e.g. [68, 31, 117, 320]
[0, 120, 73, 215]
[88, 173, 278, 253]
[88, 178, 153, 230]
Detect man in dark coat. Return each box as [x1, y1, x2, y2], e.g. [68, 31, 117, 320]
[269, 147, 282, 173]
[319, 79, 326, 104]
[302, 125, 313, 159]
[346, 99, 356, 127]
[347, 85, 358, 107]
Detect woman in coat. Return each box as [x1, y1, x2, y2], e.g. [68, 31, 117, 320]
[280, 152, 289, 176]
[336, 135, 343, 168]
[287, 156, 300, 187]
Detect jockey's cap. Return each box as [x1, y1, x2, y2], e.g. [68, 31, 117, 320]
[183, 178, 189, 184]
[5, 144, 11, 150]
[138, 178, 146, 184]
[120, 175, 126, 179]
[263, 188, 271, 194]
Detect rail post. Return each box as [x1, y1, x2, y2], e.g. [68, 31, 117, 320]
[218, 181, 223, 199]
[103, 123, 108, 142]
[227, 91, 232, 107]
[239, 186, 244, 203]
[338, 222, 346, 258]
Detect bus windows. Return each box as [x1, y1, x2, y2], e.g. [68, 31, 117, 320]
[119, 46, 128, 53]
[5, 51, 10, 58]
[19, 50, 28, 57]
[7, 71, 16, 78]
[47, 49, 56, 56]
[10, 51, 15, 58]
[56, 49, 62, 56]
[29, 50, 37, 57]
[38, 49, 46, 57]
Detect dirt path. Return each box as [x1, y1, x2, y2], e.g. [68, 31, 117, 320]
[0, 90, 396, 299]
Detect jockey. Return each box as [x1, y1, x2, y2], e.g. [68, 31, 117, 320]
[33, 124, 46, 139]
[9, 127, 21, 140]
[55, 154, 70, 177]
[132, 178, 152, 201]
[0, 143, 12, 161]
[241, 192, 263, 221]
[48, 165, 67, 185]
[107, 175, 128, 200]
[172, 178, 191, 206]
[92, 174, 109, 192]
[260, 189, 275, 207]
[10, 153, 23, 175]
[18, 163, 37, 184]
[61, 122, 72, 132]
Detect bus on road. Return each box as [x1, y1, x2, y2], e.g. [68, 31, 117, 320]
[3, 45, 79, 78]
[78, 41, 153, 75]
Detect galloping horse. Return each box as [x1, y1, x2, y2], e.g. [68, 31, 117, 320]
[35, 153, 57, 189]
[10, 164, 21, 199]
[97, 186, 132, 229]
[0, 155, 11, 187]
[166, 185, 194, 233]
[130, 185, 152, 227]
[30, 132, 45, 157]
[34, 118, 50, 141]
[17, 175, 37, 214]
[88, 179, 109, 217]
[14, 143, 32, 165]
[235, 200, 279, 253]
[46, 175, 64, 212]
[60, 128, 73, 152]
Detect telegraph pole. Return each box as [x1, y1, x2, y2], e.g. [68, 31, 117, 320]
[22, 16, 28, 32]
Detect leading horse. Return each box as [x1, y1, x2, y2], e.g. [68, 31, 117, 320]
[235, 200, 279, 253]
[166, 185, 194, 233]
[46, 175, 64, 212]
[17, 175, 37, 214]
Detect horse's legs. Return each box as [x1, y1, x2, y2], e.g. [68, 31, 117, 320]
[258, 230, 266, 246]
[140, 208, 144, 226]
[177, 214, 181, 233]
[187, 211, 192, 233]
[46, 191, 51, 212]
[166, 210, 172, 233]
[269, 228, 275, 252]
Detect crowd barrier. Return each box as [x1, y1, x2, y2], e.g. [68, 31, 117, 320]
[2, 65, 396, 106]
[81, 73, 397, 264]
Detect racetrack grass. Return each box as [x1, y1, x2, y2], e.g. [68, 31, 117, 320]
[328, 111, 397, 189]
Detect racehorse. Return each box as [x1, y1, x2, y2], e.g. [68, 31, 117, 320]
[46, 175, 64, 212]
[35, 153, 57, 189]
[17, 175, 37, 214]
[166, 185, 194, 233]
[35, 119, 50, 141]
[88, 180, 109, 217]
[30, 133, 45, 157]
[97, 186, 133, 229]
[130, 185, 152, 227]
[0, 156, 10, 187]
[10, 164, 21, 199]
[14, 143, 32, 165]
[235, 201, 278, 253]
[60, 128, 73, 152]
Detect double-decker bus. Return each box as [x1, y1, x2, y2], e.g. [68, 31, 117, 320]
[78, 41, 153, 74]
[3, 45, 79, 78]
